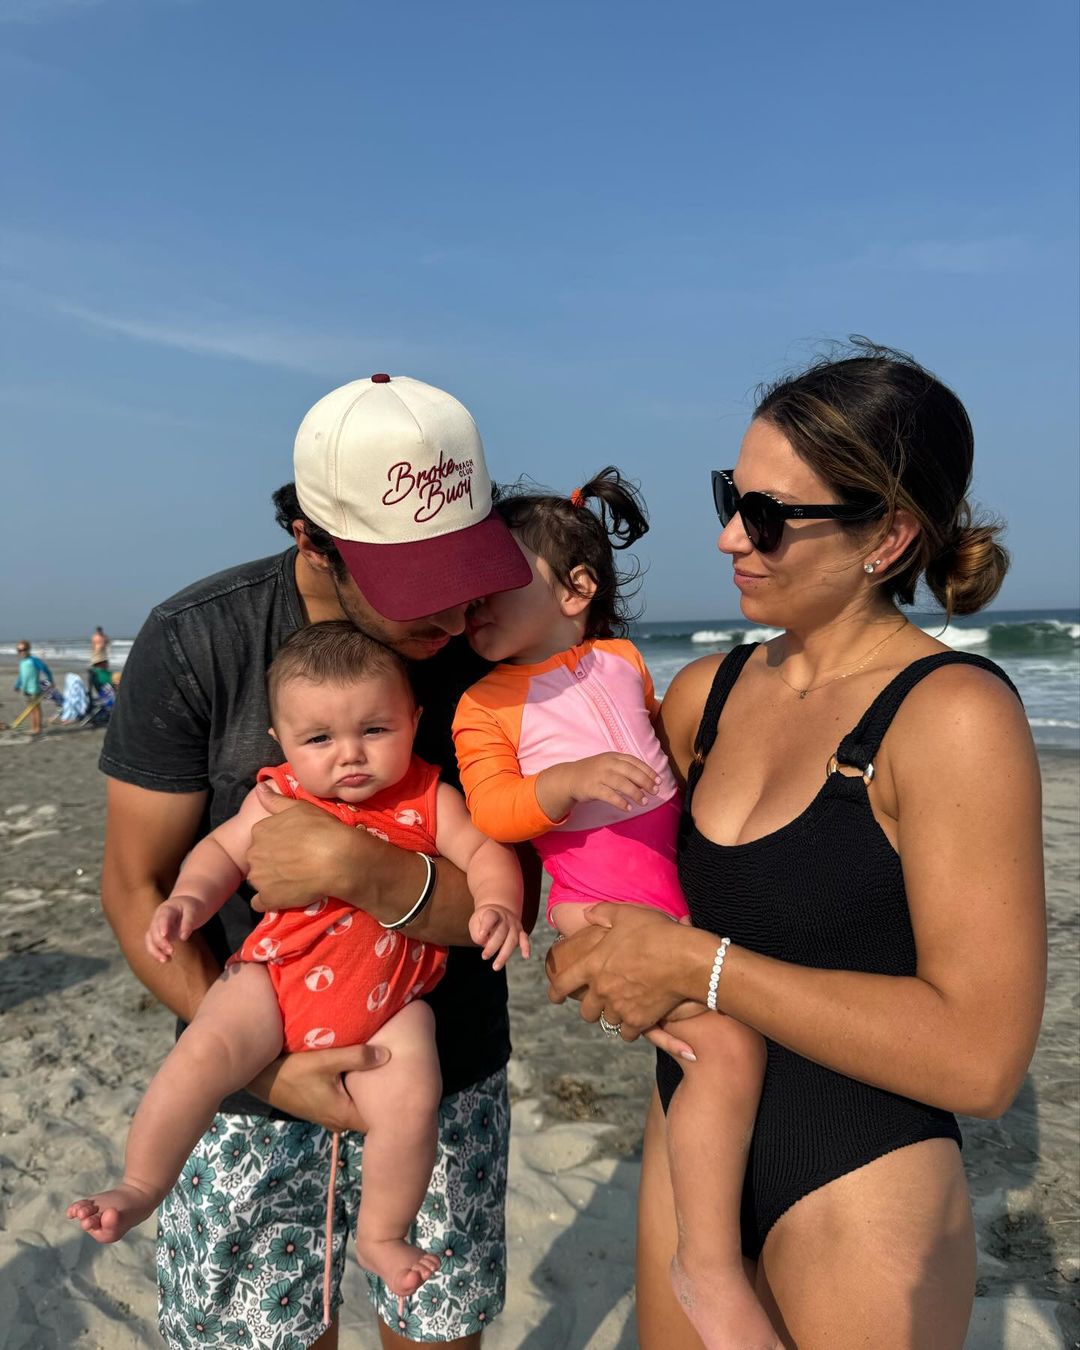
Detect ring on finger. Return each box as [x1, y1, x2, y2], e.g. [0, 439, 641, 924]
[599, 1011, 622, 1039]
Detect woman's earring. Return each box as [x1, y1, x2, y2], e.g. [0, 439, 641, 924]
[864, 559, 881, 574]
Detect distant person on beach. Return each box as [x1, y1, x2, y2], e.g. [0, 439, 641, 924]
[548, 343, 1046, 1349]
[90, 625, 110, 668]
[88, 625, 112, 701]
[71, 621, 526, 1306]
[14, 640, 54, 736]
[96, 374, 538, 1350]
[453, 469, 780, 1346]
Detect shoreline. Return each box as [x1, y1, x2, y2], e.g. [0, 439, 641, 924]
[0, 714, 1076, 1346]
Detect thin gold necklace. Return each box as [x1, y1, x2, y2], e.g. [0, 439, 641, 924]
[776, 622, 909, 699]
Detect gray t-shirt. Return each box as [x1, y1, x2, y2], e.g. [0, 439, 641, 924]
[101, 548, 510, 1114]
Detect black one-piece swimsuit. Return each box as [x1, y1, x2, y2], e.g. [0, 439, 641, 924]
[655, 644, 1020, 1258]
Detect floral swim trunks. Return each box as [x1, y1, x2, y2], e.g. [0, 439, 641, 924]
[156, 1066, 509, 1348]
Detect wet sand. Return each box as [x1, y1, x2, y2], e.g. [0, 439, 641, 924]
[0, 684, 1076, 1347]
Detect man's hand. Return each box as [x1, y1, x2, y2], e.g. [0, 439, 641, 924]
[469, 904, 531, 971]
[248, 1043, 390, 1132]
[247, 786, 369, 911]
[145, 896, 204, 963]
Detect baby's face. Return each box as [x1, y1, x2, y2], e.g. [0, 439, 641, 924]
[271, 672, 419, 803]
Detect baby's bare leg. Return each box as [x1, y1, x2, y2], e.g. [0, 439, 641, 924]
[345, 1000, 443, 1298]
[67, 962, 283, 1243]
[549, 901, 598, 938]
[667, 1013, 781, 1349]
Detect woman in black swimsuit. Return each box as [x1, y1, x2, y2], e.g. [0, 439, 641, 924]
[548, 344, 1046, 1349]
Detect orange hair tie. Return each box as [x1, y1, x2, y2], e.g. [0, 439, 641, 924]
[569, 488, 586, 508]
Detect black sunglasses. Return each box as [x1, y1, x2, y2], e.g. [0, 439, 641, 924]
[711, 469, 884, 555]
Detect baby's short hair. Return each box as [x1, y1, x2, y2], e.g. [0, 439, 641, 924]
[267, 621, 411, 716]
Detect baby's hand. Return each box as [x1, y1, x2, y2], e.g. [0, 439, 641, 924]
[469, 905, 531, 972]
[145, 896, 203, 963]
[568, 752, 661, 812]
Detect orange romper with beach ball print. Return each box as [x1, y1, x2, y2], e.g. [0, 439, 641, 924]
[230, 756, 447, 1054]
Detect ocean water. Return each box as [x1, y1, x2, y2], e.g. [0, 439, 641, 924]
[4, 609, 1078, 750]
[631, 608, 1080, 752]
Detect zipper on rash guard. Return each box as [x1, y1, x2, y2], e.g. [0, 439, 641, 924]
[569, 659, 634, 754]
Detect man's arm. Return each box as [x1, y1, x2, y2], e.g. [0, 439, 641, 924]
[101, 779, 221, 1021]
[103, 777, 386, 1129]
[246, 788, 542, 942]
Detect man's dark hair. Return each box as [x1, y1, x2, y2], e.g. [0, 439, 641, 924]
[272, 483, 349, 582]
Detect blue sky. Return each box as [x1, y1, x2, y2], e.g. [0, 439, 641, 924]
[2, 0, 1077, 634]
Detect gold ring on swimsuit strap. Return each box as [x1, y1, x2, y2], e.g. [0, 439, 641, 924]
[826, 753, 875, 786]
[599, 1011, 622, 1039]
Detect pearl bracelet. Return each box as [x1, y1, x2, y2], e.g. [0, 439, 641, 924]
[706, 937, 732, 1011]
[379, 853, 436, 931]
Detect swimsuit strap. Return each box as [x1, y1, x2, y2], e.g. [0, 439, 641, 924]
[686, 644, 758, 801]
[833, 652, 1022, 774]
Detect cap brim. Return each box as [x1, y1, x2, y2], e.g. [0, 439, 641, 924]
[333, 510, 533, 622]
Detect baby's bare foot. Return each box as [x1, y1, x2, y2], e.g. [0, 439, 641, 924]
[356, 1235, 441, 1298]
[670, 1251, 783, 1350]
[66, 1184, 160, 1243]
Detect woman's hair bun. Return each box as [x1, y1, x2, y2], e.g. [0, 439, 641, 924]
[924, 504, 1009, 616]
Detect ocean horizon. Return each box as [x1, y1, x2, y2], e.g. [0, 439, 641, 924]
[4, 606, 1078, 751]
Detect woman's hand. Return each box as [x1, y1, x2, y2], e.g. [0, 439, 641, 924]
[546, 903, 714, 1040]
[248, 1043, 390, 1132]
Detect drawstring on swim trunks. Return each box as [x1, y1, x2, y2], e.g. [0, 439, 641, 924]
[323, 1130, 341, 1327]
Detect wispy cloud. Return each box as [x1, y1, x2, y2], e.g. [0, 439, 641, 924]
[856, 235, 1033, 276]
[49, 298, 397, 376]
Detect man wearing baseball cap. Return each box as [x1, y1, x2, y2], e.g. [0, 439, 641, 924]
[99, 375, 537, 1350]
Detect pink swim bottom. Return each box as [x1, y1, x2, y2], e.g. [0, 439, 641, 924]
[539, 795, 688, 926]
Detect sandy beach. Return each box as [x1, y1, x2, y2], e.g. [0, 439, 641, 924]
[0, 685, 1076, 1348]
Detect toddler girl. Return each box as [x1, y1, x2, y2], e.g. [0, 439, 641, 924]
[69, 621, 527, 1309]
[452, 471, 778, 1349]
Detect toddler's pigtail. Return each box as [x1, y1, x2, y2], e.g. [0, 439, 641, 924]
[494, 466, 650, 640]
[573, 467, 649, 550]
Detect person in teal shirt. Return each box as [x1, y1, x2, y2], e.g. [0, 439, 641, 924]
[14, 640, 53, 735]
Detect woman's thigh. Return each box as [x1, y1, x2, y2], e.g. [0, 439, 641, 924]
[635, 1089, 706, 1350]
[758, 1138, 976, 1350]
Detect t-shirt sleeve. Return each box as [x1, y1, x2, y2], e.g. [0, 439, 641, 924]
[452, 691, 563, 843]
[99, 609, 212, 793]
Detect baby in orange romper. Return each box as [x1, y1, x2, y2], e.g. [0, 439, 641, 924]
[68, 622, 527, 1302]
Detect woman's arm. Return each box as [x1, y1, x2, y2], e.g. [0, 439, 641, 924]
[549, 663, 1046, 1120]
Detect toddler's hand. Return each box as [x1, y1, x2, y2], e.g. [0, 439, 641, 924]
[470, 905, 531, 971]
[145, 897, 201, 963]
[568, 752, 661, 812]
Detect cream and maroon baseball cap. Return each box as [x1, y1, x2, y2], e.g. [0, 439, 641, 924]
[293, 373, 531, 621]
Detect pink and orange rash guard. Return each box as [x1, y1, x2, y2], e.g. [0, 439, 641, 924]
[452, 638, 688, 925]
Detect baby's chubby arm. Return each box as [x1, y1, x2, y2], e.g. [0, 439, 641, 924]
[145, 785, 272, 963]
[434, 783, 530, 972]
